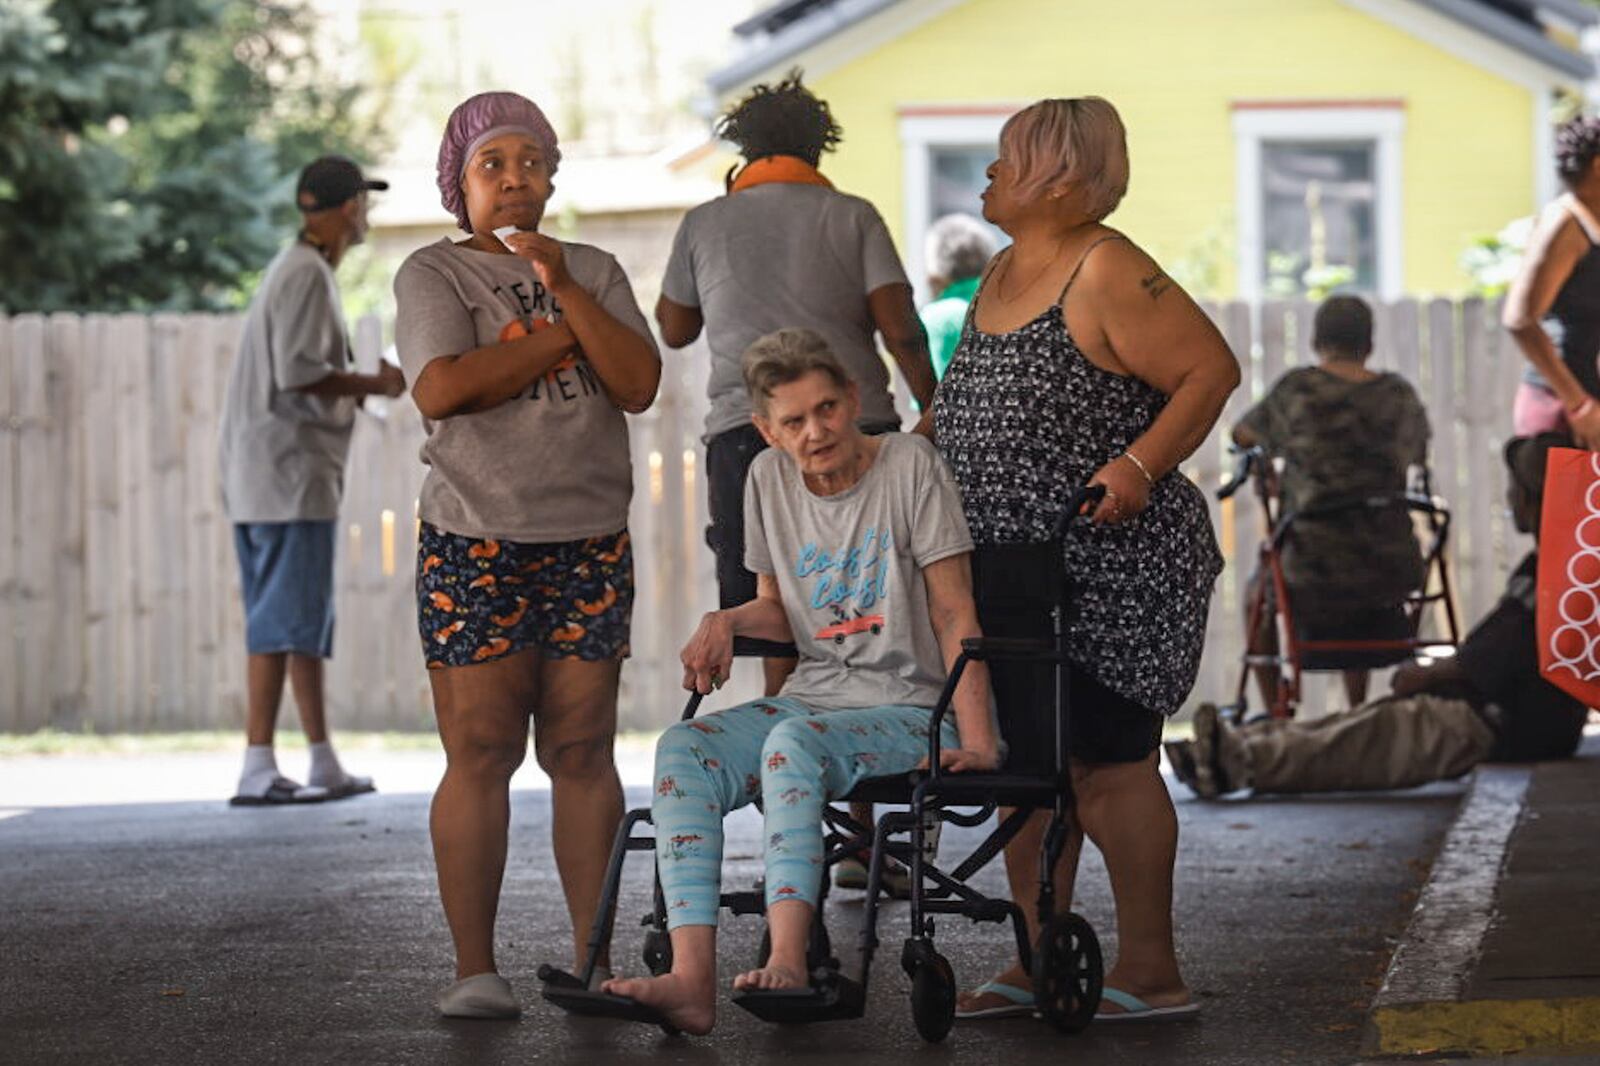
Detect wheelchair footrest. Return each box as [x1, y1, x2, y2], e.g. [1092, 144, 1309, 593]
[731, 971, 865, 1024]
[536, 966, 680, 1033]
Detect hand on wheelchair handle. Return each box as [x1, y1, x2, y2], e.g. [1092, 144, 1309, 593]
[1086, 457, 1150, 525]
[680, 610, 735, 694]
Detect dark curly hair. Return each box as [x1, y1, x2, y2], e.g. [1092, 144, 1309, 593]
[715, 69, 842, 168]
[1556, 115, 1600, 187]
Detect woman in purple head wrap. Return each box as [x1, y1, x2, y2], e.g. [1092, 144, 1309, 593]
[392, 90, 661, 1019]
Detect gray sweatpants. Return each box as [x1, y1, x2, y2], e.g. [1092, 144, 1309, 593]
[1237, 694, 1496, 794]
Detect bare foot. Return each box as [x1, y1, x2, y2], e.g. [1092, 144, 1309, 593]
[731, 961, 808, 992]
[600, 972, 716, 1035]
[956, 964, 1032, 1014]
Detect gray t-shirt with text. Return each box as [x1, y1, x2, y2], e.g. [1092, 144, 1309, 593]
[218, 241, 356, 523]
[661, 183, 911, 440]
[745, 433, 973, 710]
[394, 239, 656, 543]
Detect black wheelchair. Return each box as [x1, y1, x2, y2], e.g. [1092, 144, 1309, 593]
[537, 486, 1108, 1042]
[1217, 445, 1461, 720]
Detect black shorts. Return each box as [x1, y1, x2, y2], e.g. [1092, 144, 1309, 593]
[974, 545, 1164, 768]
[1064, 667, 1165, 764]
[705, 420, 897, 658]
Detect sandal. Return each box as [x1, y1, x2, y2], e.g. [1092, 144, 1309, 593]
[1095, 986, 1200, 1022]
[954, 978, 1034, 1020]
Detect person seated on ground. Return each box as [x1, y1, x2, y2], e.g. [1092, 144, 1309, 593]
[1168, 432, 1586, 799]
[1232, 294, 1431, 710]
[600, 328, 1000, 1034]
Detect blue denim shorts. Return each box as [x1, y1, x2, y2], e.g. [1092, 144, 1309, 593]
[233, 521, 336, 658]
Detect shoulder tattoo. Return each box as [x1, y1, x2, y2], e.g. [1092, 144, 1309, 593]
[1140, 269, 1173, 301]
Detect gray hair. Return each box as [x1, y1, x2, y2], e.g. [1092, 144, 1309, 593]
[925, 213, 995, 281]
[742, 328, 852, 413]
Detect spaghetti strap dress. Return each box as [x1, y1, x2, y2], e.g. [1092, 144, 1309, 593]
[933, 236, 1222, 716]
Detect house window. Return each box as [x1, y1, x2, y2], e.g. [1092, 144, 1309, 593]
[929, 148, 999, 230]
[898, 109, 1017, 299]
[1234, 104, 1404, 301]
[1260, 141, 1378, 297]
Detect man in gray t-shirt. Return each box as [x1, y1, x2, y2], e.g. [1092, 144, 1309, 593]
[218, 156, 405, 807]
[655, 72, 938, 717]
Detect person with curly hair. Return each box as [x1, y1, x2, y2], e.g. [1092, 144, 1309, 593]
[1504, 114, 1600, 447]
[393, 90, 661, 1019]
[657, 71, 938, 893]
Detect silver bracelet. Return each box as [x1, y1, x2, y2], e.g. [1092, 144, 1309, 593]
[1121, 449, 1156, 486]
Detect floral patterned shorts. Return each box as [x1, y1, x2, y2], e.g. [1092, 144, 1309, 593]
[416, 522, 633, 668]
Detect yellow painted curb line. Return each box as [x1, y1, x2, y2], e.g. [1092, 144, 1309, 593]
[1370, 996, 1600, 1056]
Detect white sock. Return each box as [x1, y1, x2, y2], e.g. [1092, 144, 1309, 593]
[307, 741, 344, 786]
[237, 745, 280, 796]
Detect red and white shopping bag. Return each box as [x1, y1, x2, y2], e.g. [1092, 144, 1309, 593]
[1537, 446, 1600, 707]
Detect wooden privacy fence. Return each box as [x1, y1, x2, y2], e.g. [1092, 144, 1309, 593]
[0, 298, 1526, 734]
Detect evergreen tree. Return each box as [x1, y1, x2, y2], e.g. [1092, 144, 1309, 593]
[0, 0, 391, 312]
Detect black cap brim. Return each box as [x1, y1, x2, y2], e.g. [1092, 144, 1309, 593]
[364, 179, 389, 191]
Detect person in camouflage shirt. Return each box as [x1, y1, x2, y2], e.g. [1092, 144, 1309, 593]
[1233, 295, 1430, 709]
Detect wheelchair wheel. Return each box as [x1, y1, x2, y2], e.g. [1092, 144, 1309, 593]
[756, 916, 833, 972]
[908, 948, 956, 1043]
[1033, 912, 1103, 1034]
[642, 927, 672, 976]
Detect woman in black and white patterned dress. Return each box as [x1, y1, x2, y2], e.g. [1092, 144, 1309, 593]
[931, 98, 1239, 1022]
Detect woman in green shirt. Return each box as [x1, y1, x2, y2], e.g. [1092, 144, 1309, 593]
[921, 213, 997, 380]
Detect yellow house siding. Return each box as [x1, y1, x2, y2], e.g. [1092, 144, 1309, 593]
[780, 0, 1540, 296]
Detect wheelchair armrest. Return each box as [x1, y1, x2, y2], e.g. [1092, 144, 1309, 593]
[959, 636, 1059, 661]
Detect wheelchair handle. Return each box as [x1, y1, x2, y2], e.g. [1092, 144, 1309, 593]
[1217, 445, 1264, 501]
[1050, 484, 1108, 540]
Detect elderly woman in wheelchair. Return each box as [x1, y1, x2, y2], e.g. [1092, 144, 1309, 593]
[1230, 295, 1442, 717]
[562, 328, 1001, 1035]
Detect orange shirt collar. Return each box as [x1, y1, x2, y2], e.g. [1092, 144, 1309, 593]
[729, 155, 834, 193]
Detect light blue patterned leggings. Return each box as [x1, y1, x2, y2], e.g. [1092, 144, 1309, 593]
[652, 696, 959, 930]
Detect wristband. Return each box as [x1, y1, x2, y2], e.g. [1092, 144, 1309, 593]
[1570, 396, 1596, 420]
[1121, 449, 1156, 486]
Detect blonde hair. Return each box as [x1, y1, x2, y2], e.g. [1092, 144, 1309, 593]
[741, 328, 852, 413]
[1000, 97, 1129, 221]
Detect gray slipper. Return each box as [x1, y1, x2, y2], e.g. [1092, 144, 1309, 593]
[438, 972, 520, 1020]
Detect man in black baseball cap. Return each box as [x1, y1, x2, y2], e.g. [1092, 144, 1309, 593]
[217, 154, 403, 806]
[296, 155, 389, 212]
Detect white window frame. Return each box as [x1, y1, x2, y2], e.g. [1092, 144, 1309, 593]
[898, 109, 1015, 303]
[1233, 104, 1406, 302]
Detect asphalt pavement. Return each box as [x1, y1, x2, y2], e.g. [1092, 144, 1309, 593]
[0, 753, 1459, 1066]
